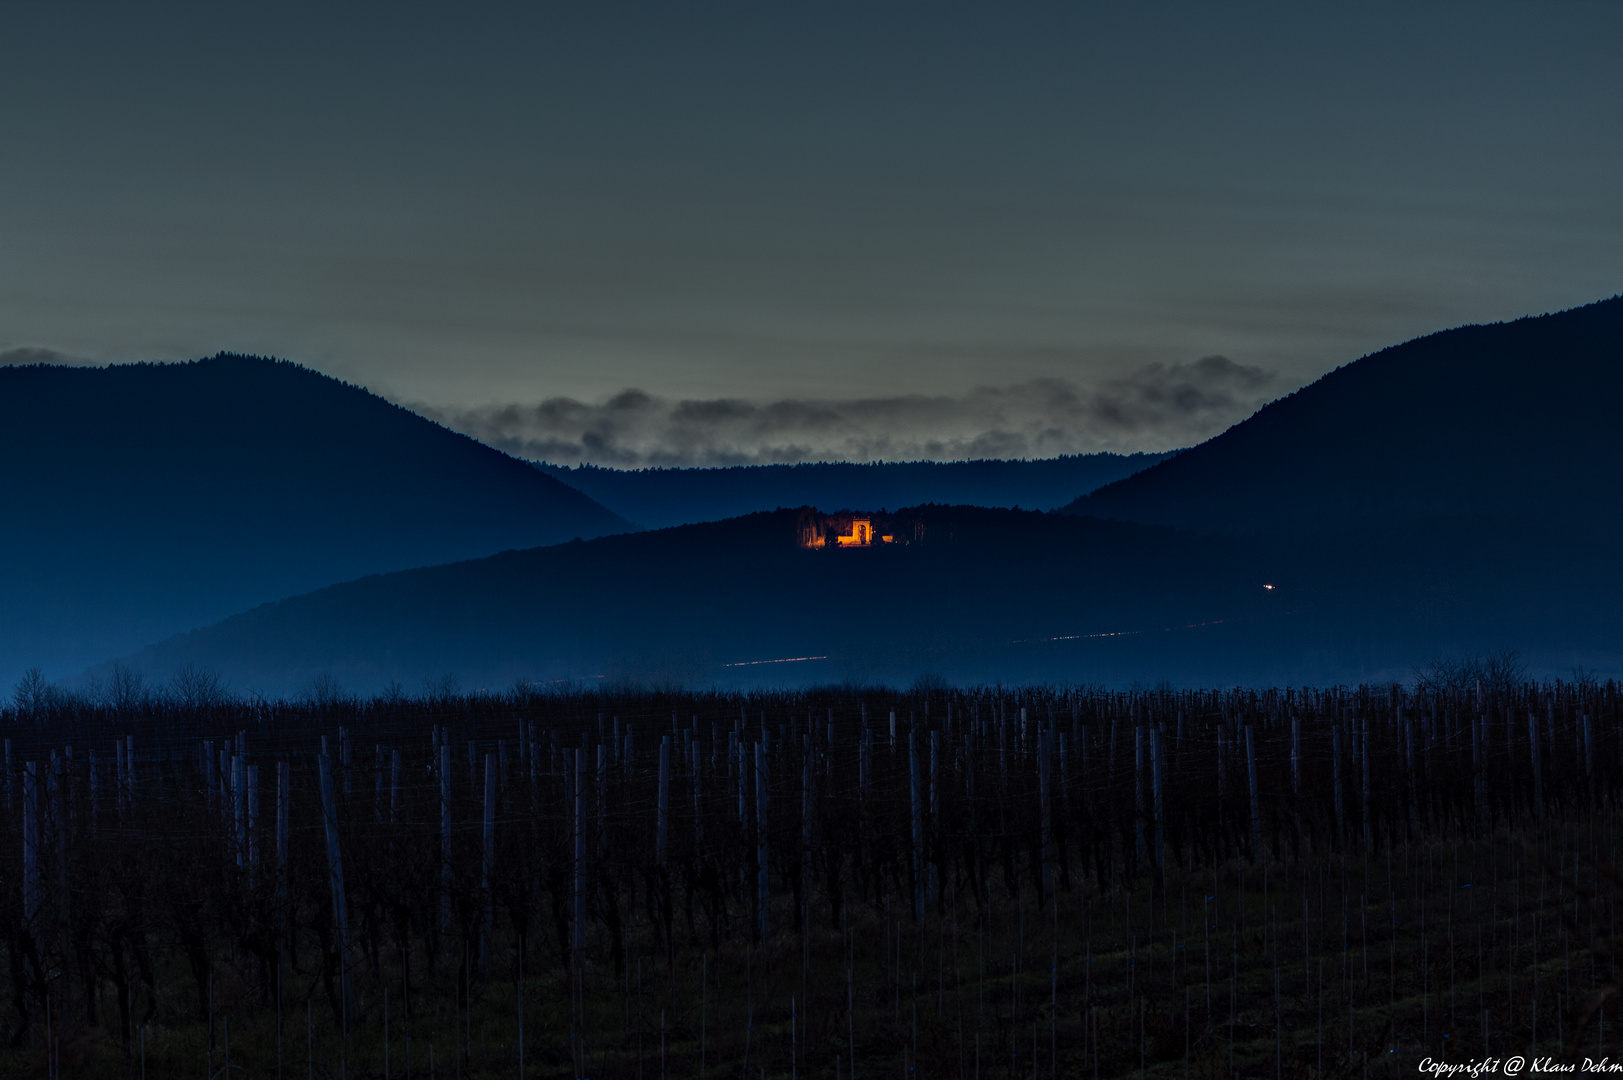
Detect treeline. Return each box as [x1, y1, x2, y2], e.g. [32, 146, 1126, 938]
[2, 676, 1620, 1076]
[535, 452, 1173, 528]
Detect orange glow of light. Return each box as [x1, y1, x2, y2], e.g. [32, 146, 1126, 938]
[834, 519, 875, 547]
[799, 514, 895, 549]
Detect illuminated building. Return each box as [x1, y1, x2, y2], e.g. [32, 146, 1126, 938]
[797, 511, 895, 549]
[835, 519, 874, 546]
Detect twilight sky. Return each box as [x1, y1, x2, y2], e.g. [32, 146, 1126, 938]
[2, 4, 1620, 464]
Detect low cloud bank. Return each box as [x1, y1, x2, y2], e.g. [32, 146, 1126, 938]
[425, 356, 1275, 467]
[0, 347, 86, 366]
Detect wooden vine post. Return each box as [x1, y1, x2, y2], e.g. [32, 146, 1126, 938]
[908, 724, 923, 921]
[317, 752, 354, 1025]
[756, 741, 769, 944]
[1245, 724, 1262, 865]
[481, 753, 496, 977]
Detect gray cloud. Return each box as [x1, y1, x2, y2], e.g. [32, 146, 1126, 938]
[422, 356, 1275, 467]
[0, 347, 85, 367]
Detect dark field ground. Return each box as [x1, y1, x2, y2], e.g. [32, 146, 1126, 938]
[1, 679, 1618, 1078]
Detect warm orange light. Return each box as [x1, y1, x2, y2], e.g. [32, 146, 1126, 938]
[799, 514, 896, 549]
[834, 518, 875, 546]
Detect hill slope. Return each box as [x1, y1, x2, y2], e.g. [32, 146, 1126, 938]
[120, 499, 1623, 694]
[0, 354, 631, 684]
[535, 453, 1172, 529]
[122, 506, 1273, 693]
[1063, 295, 1623, 534]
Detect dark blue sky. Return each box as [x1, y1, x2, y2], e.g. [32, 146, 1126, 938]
[2, 3, 1619, 462]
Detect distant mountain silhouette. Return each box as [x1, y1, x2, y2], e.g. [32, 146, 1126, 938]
[0, 354, 631, 685]
[1062, 295, 1623, 534]
[534, 453, 1172, 529]
[70, 295, 1623, 692]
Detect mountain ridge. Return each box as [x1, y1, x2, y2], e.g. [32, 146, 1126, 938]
[534, 452, 1175, 529]
[1062, 294, 1623, 533]
[0, 353, 632, 686]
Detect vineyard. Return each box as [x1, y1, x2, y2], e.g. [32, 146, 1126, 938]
[2, 677, 1622, 1078]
